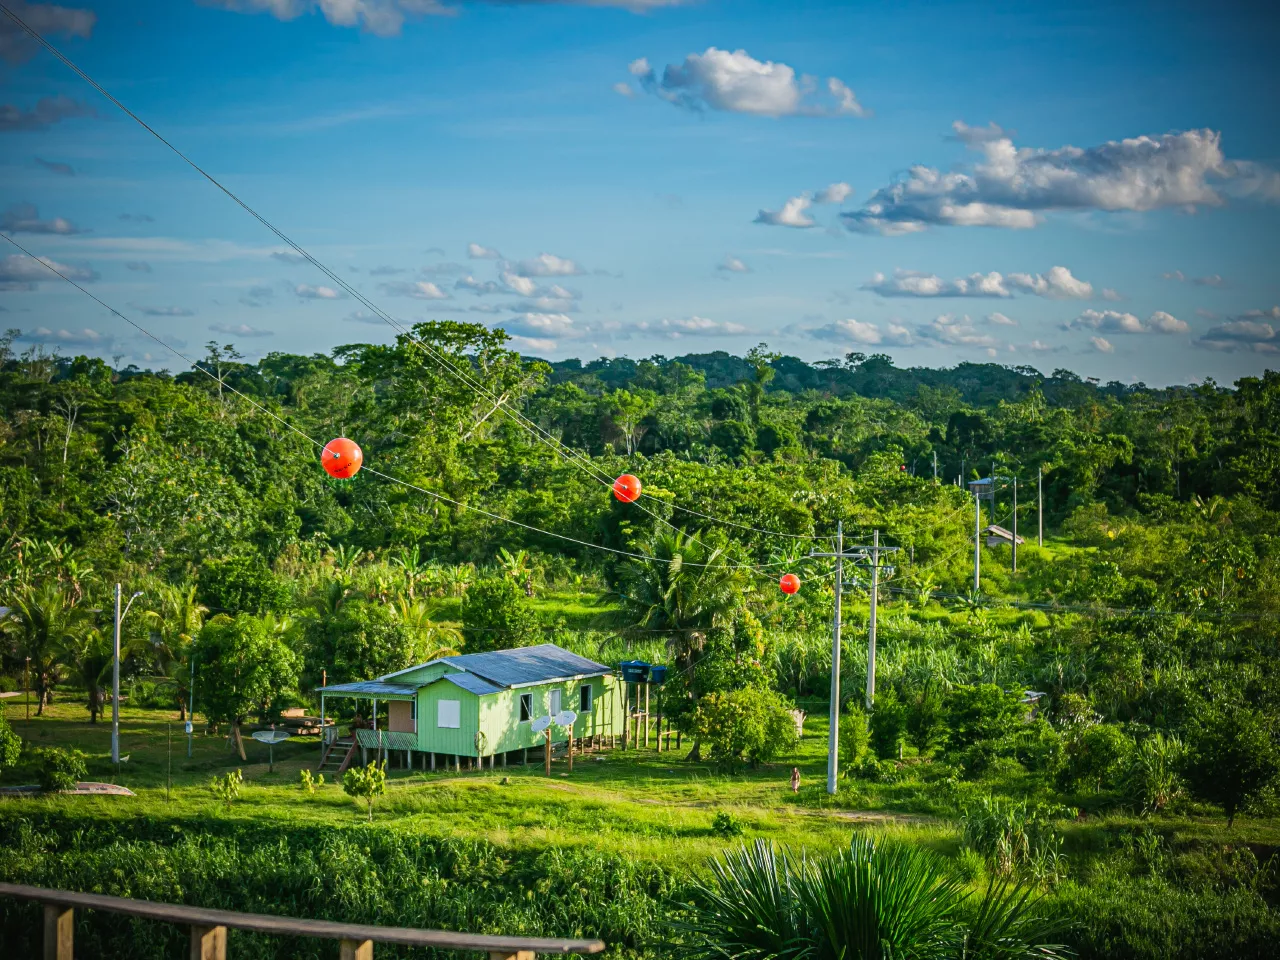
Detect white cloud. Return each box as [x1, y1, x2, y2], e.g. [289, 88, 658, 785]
[640, 316, 747, 338]
[17, 326, 110, 347]
[613, 82, 634, 98]
[271, 250, 307, 264]
[1068, 309, 1188, 335]
[717, 255, 751, 274]
[200, 0, 452, 37]
[344, 310, 384, 325]
[509, 252, 583, 277]
[295, 283, 344, 299]
[862, 266, 1094, 300]
[209, 322, 274, 338]
[1196, 308, 1280, 353]
[913, 313, 1000, 349]
[987, 312, 1017, 326]
[1023, 339, 1063, 353]
[1162, 270, 1226, 288]
[136, 305, 195, 317]
[379, 280, 449, 299]
[755, 194, 814, 228]
[500, 271, 539, 296]
[467, 242, 502, 260]
[1090, 336, 1114, 353]
[1, 202, 84, 235]
[808, 318, 912, 346]
[844, 124, 1279, 235]
[0, 253, 97, 290]
[814, 182, 853, 204]
[500, 312, 579, 340]
[0, 2, 96, 65]
[455, 275, 504, 295]
[627, 47, 867, 118]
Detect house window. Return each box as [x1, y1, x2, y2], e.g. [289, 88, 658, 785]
[549, 688, 562, 717]
[519, 693, 533, 722]
[437, 699, 460, 729]
[579, 684, 592, 712]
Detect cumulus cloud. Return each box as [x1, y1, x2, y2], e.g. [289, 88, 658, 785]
[0, 2, 96, 65]
[500, 312, 579, 343]
[295, 283, 344, 299]
[467, 242, 502, 260]
[379, 279, 449, 299]
[987, 312, 1017, 326]
[36, 157, 75, 176]
[455, 275, 505, 295]
[808, 318, 913, 346]
[0, 95, 93, 132]
[913, 313, 1001, 349]
[1, 202, 85, 235]
[625, 47, 867, 117]
[717, 255, 751, 274]
[0, 253, 97, 290]
[209, 322, 274, 338]
[1090, 336, 1114, 353]
[1067, 308, 1189, 335]
[135, 305, 195, 317]
[1162, 270, 1226, 287]
[756, 181, 854, 228]
[1195, 307, 1280, 353]
[343, 310, 385, 325]
[862, 265, 1094, 300]
[17, 326, 110, 347]
[509, 252, 583, 277]
[271, 251, 307, 264]
[635, 316, 748, 339]
[844, 123, 1279, 235]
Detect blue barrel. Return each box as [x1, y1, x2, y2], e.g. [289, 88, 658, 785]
[618, 660, 651, 683]
[648, 664, 668, 685]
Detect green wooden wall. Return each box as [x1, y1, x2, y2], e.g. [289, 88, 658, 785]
[416, 679, 480, 756]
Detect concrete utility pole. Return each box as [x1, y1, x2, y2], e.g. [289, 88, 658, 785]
[973, 488, 981, 593]
[932, 450, 938, 482]
[112, 585, 143, 765]
[811, 526, 899, 794]
[1038, 467, 1044, 547]
[1012, 478, 1019, 572]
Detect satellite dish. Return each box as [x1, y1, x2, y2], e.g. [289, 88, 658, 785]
[531, 715, 552, 733]
[251, 730, 292, 744]
[554, 710, 577, 727]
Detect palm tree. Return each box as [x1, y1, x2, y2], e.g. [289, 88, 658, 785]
[391, 544, 429, 599]
[389, 598, 463, 660]
[60, 627, 113, 723]
[606, 529, 748, 672]
[143, 583, 208, 720]
[1, 582, 88, 714]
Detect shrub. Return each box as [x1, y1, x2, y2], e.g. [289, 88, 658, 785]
[343, 761, 387, 821]
[691, 687, 799, 769]
[839, 706, 871, 770]
[905, 681, 948, 757]
[945, 684, 1024, 752]
[1059, 723, 1133, 793]
[299, 768, 325, 793]
[210, 769, 243, 809]
[961, 794, 1069, 879]
[1183, 705, 1279, 827]
[869, 688, 908, 760]
[951, 847, 986, 884]
[710, 811, 744, 838]
[1121, 732, 1184, 814]
[36, 747, 87, 792]
[0, 712, 20, 780]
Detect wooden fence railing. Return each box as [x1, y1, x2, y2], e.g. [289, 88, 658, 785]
[0, 882, 605, 960]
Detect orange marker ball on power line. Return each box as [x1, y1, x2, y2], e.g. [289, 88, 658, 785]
[612, 473, 642, 503]
[322, 437, 363, 479]
[780, 573, 801, 595]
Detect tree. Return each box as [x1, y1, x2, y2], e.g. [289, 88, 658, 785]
[905, 682, 948, 757]
[1, 583, 87, 714]
[343, 760, 387, 821]
[198, 552, 290, 615]
[870, 689, 908, 760]
[306, 599, 433, 688]
[60, 627, 113, 723]
[191, 614, 301, 760]
[692, 687, 798, 769]
[1184, 705, 1279, 827]
[144, 583, 208, 720]
[460, 576, 540, 652]
[945, 684, 1024, 752]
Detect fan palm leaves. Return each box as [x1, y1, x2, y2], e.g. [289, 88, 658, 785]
[142, 583, 209, 719]
[1, 582, 88, 714]
[60, 626, 114, 723]
[389, 597, 463, 660]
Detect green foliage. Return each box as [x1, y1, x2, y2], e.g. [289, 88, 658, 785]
[1183, 705, 1280, 826]
[682, 836, 1069, 960]
[460, 576, 539, 651]
[1121, 732, 1185, 814]
[304, 599, 419, 686]
[839, 707, 871, 770]
[342, 760, 387, 821]
[298, 768, 324, 793]
[692, 687, 799, 769]
[905, 681, 948, 757]
[209, 769, 243, 809]
[962, 795, 1068, 880]
[1058, 723, 1134, 793]
[710, 810, 745, 837]
[946, 684, 1025, 752]
[0, 712, 20, 779]
[869, 688, 908, 760]
[35, 747, 87, 792]
[198, 553, 290, 614]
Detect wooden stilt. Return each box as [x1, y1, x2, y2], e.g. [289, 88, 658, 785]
[340, 938, 373, 960]
[644, 683, 650, 748]
[522, 747, 528, 765]
[189, 924, 227, 960]
[430, 752, 436, 771]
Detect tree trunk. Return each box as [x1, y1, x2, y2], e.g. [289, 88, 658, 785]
[88, 687, 100, 724]
[685, 740, 702, 763]
[231, 721, 247, 761]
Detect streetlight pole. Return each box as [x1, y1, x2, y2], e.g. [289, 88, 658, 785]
[24, 656, 30, 722]
[111, 585, 144, 765]
[1012, 477, 1018, 572]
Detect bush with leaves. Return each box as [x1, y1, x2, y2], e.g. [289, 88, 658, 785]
[1183, 705, 1279, 827]
[299, 768, 325, 793]
[35, 747, 87, 792]
[962, 794, 1069, 880]
[460, 576, 540, 651]
[343, 760, 387, 821]
[839, 707, 871, 772]
[198, 552, 290, 614]
[945, 683, 1024, 752]
[1058, 723, 1134, 793]
[710, 810, 744, 838]
[869, 688, 908, 760]
[692, 687, 798, 769]
[905, 681, 948, 757]
[210, 769, 243, 809]
[1122, 731, 1185, 814]
[0, 712, 20, 780]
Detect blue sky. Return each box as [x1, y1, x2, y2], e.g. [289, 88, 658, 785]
[2, 0, 1278, 385]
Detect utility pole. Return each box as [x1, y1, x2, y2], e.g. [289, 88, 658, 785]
[187, 653, 196, 759]
[932, 450, 938, 482]
[859, 530, 898, 710]
[112, 585, 143, 766]
[1038, 467, 1044, 547]
[829, 521, 844, 795]
[24, 657, 30, 722]
[973, 487, 981, 593]
[1012, 477, 1019, 572]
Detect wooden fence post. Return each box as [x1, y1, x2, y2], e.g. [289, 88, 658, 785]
[340, 938, 373, 960]
[190, 924, 227, 960]
[43, 904, 73, 960]
[488, 952, 535, 960]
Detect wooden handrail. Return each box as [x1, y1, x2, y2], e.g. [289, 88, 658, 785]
[0, 882, 605, 960]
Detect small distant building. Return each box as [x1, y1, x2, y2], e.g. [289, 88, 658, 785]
[984, 524, 1025, 548]
[319, 644, 625, 771]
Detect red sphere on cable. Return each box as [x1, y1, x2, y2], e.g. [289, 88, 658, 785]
[322, 437, 363, 479]
[612, 473, 642, 503]
[779, 573, 801, 595]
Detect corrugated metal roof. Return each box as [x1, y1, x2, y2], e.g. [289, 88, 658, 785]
[443, 673, 505, 697]
[443, 644, 611, 688]
[320, 681, 419, 697]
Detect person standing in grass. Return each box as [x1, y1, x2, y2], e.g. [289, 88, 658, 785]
[790, 766, 800, 794]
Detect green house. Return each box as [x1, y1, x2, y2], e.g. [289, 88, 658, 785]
[319, 644, 625, 768]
